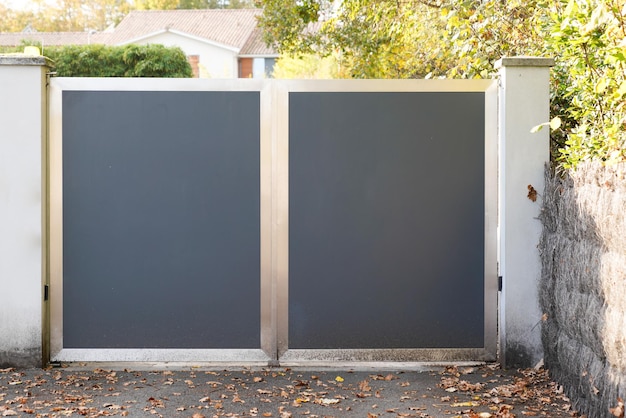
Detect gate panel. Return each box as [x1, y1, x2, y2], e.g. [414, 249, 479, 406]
[50, 79, 271, 362]
[288, 92, 485, 350]
[278, 80, 498, 362]
[62, 90, 260, 348]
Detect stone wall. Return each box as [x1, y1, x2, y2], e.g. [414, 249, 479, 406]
[540, 162, 626, 417]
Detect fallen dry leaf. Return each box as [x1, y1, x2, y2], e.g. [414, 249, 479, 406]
[497, 404, 516, 418]
[316, 398, 340, 405]
[458, 380, 484, 392]
[358, 379, 372, 392]
[610, 397, 625, 418]
[527, 184, 538, 202]
[451, 401, 480, 407]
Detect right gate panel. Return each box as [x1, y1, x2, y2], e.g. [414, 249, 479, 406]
[282, 83, 497, 362]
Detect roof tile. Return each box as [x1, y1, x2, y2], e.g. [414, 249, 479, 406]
[0, 9, 275, 56]
[106, 9, 262, 51]
[240, 26, 276, 56]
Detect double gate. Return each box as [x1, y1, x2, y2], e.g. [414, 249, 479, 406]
[49, 78, 497, 364]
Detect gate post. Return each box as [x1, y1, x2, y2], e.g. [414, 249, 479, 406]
[496, 57, 554, 368]
[0, 53, 52, 367]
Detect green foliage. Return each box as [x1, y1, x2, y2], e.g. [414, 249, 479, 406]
[259, 0, 449, 78]
[0, 0, 130, 32]
[258, 0, 546, 78]
[439, 0, 546, 78]
[43, 44, 192, 77]
[121, 44, 192, 77]
[259, 0, 626, 168]
[257, 0, 326, 55]
[204, 0, 257, 8]
[272, 53, 346, 79]
[324, 0, 446, 78]
[135, 0, 258, 10]
[0, 0, 256, 32]
[547, 0, 626, 168]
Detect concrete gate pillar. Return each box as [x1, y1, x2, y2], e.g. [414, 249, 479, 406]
[496, 57, 554, 368]
[0, 53, 51, 368]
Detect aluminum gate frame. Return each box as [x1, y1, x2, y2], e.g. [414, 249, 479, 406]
[49, 78, 498, 364]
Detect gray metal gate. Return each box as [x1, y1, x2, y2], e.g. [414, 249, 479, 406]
[49, 78, 497, 364]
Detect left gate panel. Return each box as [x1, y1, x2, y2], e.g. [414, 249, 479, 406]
[49, 78, 272, 363]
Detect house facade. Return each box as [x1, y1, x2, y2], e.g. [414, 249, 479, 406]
[0, 9, 278, 78]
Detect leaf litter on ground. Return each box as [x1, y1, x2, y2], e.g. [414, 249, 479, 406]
[0, 364, 582, 417]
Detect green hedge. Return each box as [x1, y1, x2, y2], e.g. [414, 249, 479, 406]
[1, 43, 192, 78]
[47, 44, 193, 77]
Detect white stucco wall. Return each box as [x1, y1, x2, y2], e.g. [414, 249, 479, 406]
[0, 56, 49, 367]
[496, 57, 554, 368]
[128, 32, 238, 78]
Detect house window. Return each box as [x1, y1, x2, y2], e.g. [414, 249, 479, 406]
[250, 58, 277, 79]
[264, 58, 276, 78]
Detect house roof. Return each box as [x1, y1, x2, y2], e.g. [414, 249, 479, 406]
[0, 9, 276, 56]
[106, 9, 262, 51]
[240, 26, 276, 56]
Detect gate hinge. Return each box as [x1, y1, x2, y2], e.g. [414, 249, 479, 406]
[44, 284, 49, 301]
[498, 276, 503, 292]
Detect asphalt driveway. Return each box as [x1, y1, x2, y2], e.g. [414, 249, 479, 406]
[0, 364, 578, 417]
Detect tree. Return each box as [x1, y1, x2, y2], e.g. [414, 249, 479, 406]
[0, 2, 37, 32]
[0, 0, 256, 32]
[0, 0, 130, 31]
[135, 0, 257, 9]
[258, 0, 543, 79]
[205, 0, 256, 8]
[259, 0, 625, 167]
[178, 0, 209, 8]
[258, 0, 479, 79]
[135, 0, 178, 10]
[272, 53, 346, 79]
[438, 0, 545, 78]
[546, 0, 626, 167]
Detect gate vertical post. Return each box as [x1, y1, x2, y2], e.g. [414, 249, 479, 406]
[0, 53, 52, 367]
[496, 57, 554, 368]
